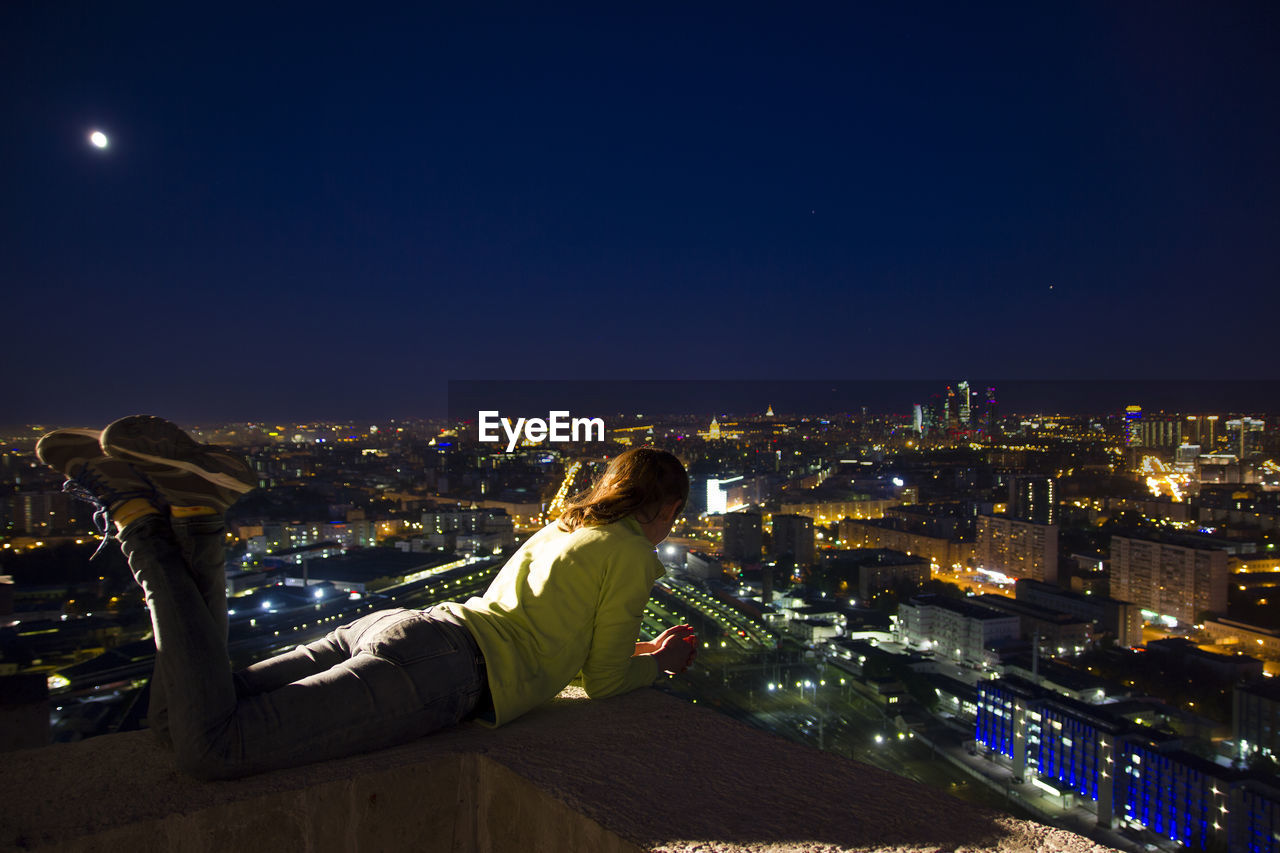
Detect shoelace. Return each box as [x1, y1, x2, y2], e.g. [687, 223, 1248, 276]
[60, 466, 158, 559]
[61, 478, 117, 558]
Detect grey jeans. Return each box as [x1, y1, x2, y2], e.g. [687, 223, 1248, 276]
[120, 514, 485, 780]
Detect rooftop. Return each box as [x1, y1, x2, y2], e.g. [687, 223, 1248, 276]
[906, 593, 1015, 621]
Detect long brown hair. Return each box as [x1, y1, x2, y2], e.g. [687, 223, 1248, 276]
[557, 448, 689, 532]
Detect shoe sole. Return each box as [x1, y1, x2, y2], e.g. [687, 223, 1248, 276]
[109, 446, 256, 495]
[103, 418, 254, 495]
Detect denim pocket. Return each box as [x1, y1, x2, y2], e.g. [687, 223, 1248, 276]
[364, 611, 461, 666]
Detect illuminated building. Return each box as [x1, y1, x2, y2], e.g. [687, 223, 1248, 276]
[423, 506, 513, 538]
[6, 491, 87, 536]
[922, 396, 940, 435]
[838, 516, 971, 570]
[704, 475, 764, 515]
[974, 676, 1251, 852]
[1226, 417, 1266, 459]
[898, 594, 1018, 667]
[1203, 618, 1280, 665]
[1110, 532, 1229, 625]
[778, 492, 903, 525]
[1114, 733, 1230, 852]
[985, 386, 998, 438]
[958, 380, 971, 426]
[1124, 405, 1142, 447]
[697, 416, 742, 441]
[1003, 474, 1057, 525]
[978, 679, 1120, 815]
[1138, 415, 1182, 449]
[705, 478, 728, 515]
[977, 515, 1059, 583]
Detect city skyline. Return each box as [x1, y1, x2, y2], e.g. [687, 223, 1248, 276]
[6, 5, 1279, 422]
[6, 379, 1280, 432]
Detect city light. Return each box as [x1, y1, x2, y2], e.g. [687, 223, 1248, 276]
[7, 390, 1277, 850]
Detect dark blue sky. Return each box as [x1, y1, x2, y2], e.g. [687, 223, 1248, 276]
[4, 3, 1278, 423]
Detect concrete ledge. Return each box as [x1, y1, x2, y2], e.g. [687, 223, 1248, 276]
[0, 687, 1112, 852]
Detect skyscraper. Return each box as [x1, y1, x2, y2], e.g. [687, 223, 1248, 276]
[1124, 406, 1142, 447]
[1007, 474, 1057, 525]
[1138, 415, 1182, 448]
[1226, 417, 1265, 458]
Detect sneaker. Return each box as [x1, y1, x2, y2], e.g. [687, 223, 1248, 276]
[35, 428, 158, 551]
[36, 429, 109, 479]
[101, 415, 257, 513]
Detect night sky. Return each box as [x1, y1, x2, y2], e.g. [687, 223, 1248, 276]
[5, 3, 1278, 424]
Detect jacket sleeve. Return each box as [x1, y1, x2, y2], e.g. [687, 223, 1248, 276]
[579, 545, 661, 699]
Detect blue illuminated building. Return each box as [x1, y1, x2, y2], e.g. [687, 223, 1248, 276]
[1232, 780, 1280, 853]
[1034, 699, 1115, 803]
[976, 678, 1032, 759]
[1115, 733, 1227, 851]
[973, 674, 1280, 852]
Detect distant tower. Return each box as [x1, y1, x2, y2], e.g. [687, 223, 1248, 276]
[1008, 474, 1057, 525]
[1124, 405, 1142, 447]
[913, 404, 924, 435]
[958, 381, 971, 426]
[944, 385, 955, 426]
[985, 386, 998, 438]
[765, 403, 774, 418]
[709, 416, 721, 440]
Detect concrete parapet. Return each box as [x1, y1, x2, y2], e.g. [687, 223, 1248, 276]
[0, 687, 1112, 852]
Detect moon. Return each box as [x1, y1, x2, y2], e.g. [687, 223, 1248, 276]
[89, 130, 109, 149]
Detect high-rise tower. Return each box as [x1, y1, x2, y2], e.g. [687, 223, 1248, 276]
[1124, 406, 1143, 447]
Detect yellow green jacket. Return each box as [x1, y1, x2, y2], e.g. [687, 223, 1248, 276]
[437, 515, 664, 726]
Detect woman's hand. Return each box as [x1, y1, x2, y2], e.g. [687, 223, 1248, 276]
[653, 624, 695, 646]
[652, 630, 699, 675]
[635, 624, 694, 657]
